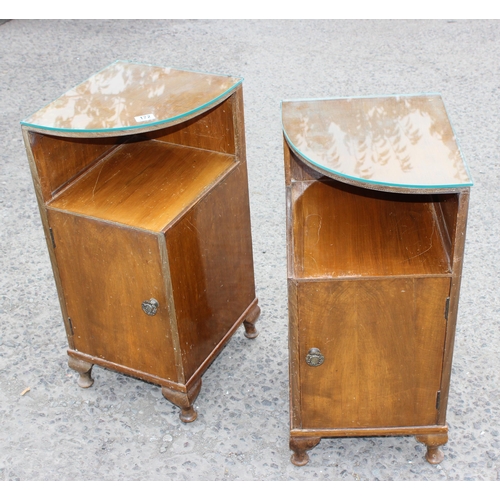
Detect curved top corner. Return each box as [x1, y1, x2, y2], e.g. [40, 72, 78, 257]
[21, 61, 242, 136]
[281, 94, 473, 193]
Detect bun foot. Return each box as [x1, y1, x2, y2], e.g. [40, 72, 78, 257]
[243, 301, 261, 339]
[416, 433, 448, 465]
[425, 446, 445, 465]
[162, 378, 202, 423]
[290, 437, 321, 466]
[291, 452, 310, 467]
[180, 407, 198, 423]
[68, 357, 94, 388]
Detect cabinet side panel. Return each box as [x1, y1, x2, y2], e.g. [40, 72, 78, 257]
[28, 132, 121, 202]
[231, 86, 246, 162]
[22, 128, 76, 349]
[47, 210, 178, 382]
[166, 163, 256, 380]
[297, 278, 450, 429]
[438, 189, 470, 423]
[433, 193, 459, 263]
[439, 193, 460, 241]
[145, 96, 235, 154]
[288, 280, 302, 429]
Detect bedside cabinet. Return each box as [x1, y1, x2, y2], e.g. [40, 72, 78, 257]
[282, 94, 472, 464]
[21, 61, 260, 422]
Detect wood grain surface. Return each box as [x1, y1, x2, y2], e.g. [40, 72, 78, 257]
[49, 140, 236, 232]
[146, 95, 235, 154]
[166, 163, 256, 380]
[292, 179, 452, 279]
[28, 131, 121, 202]
[47, 210, 178, 382]
[295, 278, 450, 429]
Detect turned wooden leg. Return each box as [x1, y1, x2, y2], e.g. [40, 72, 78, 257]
[162, 378, 202, 423]
[416, 433, 448, 464]
[290, 437, 321, 466]
[243, 301, 261, 339]
[68, 357, 94, 388]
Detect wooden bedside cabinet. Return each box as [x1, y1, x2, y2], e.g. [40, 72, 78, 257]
[21, 61, 260, 422]
[282, 94, 472, 465]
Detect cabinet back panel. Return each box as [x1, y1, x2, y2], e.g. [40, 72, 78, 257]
[166, 164, 255, 380]
[292, 179, 452, 278]
[28, 132, 121, 202]
[296, 278, 450, 429]
[145, 95, 235, 154]
[47, 210, 178, 382]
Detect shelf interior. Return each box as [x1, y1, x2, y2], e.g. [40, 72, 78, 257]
[291, 179, 455, 279]
[49, 139, 236, 232]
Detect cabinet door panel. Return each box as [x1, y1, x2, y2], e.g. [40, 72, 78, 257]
[48, 210, 177, 382]
[297, 278, 450, 429]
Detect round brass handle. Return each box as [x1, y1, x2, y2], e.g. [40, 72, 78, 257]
[142, 298, 159, 316]
[306, 348, 324, 367]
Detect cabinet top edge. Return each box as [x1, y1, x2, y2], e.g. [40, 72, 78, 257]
[282, 94, 473, 193]
[21, 60, 242, 137]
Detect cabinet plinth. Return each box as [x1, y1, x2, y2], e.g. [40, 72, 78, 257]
[22, 61, 260, 421]
[282, 94, 472, 465]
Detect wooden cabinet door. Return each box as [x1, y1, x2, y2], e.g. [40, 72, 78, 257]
[296, 278, 450, 430]
[47, 210, 178, 382]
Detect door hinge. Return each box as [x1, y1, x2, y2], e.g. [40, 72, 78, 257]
[436, 390, 441, 410]
[49, 227, 56, 248]
[68, 317, 75, 336]
[444, 297, 450, 320]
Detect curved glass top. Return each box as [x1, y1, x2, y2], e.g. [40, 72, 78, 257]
[21, 60, 242, 134]
[282, 94, 473, 191]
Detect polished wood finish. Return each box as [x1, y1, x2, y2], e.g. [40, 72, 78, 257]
[22, 65, 258, 422]
[282, 94, 472, 192]
[285, 102, 470, 465]
[28, 133, 121, 202]
[49, 141, 236, 232]
[165, 163, 256, 381]
[147, 96, 236, 155]
[48, 210, 178, 382]
[292, 180, 452, 279]
[297, 278, 450, 430]
[437, 190, 469, 425]
[21, 61, 242, 136]
[290, 425, 448, 438]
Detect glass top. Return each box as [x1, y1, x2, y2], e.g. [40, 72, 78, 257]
[21, 60, 242, 134]
[282, 94, 473, 191]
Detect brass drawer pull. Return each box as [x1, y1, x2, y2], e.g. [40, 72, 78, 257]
[142, 298, 159, 316]
[306, 348, 324, 367]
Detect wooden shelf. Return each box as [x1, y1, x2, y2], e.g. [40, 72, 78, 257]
[49, 140, 237, 232]
[292, 179, 453, 279]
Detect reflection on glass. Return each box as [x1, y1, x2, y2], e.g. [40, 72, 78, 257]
[22, 61, 242, 132]
[282, 95, 472, 189]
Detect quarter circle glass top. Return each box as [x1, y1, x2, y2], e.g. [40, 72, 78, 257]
[282, 94, 473, 192]
[21, 60, 242, 135]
